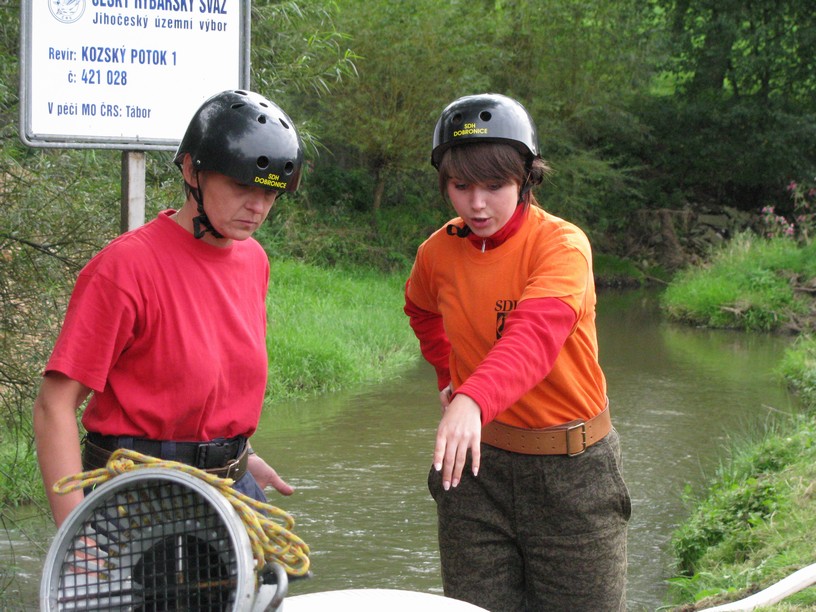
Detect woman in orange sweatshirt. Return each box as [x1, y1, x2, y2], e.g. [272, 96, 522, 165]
[405, 93, 630, 611]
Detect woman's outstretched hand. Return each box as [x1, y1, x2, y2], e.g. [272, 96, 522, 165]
[433, 393, 481, 491]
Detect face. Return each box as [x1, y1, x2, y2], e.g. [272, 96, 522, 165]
[182, 157, 278, 246]
[446, 177, 520, 238]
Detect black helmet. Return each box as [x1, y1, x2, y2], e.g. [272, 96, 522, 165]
[174, 89, 304, 193]
[431, 93, 539, 169]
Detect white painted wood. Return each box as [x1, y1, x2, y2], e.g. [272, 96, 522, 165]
[282, 588, 488, 611]
[120, 151, 146, 232]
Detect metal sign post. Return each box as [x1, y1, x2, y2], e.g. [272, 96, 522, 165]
[19, 0, 250, 231]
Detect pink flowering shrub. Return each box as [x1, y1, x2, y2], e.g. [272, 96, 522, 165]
[760, 179, 816, 241]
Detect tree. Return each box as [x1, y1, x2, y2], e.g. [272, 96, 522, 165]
[645, 0, 816, 209]
[665, 0, 816, 106]
[316, 0, 494, 215]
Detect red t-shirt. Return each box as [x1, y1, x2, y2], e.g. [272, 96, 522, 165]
[46, 211, 270, 441]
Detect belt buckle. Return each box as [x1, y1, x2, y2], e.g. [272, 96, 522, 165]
[197, 440, 230, 469]
[565, 421, 587, 456]
[222, 457, 240, 479]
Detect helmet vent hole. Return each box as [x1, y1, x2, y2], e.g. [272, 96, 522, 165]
[479, 111, 492, 122]
[279, 118, 291, 130]
[257, 156, 270, 169]
[230, 103, 245, 110]
[257, 114, 267, 124]
[451, 113, 463, 125]
[284, 161, 294, 175]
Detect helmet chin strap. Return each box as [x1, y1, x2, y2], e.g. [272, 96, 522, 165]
[518, 168, 538, 206]
[188, 177, 224, 240]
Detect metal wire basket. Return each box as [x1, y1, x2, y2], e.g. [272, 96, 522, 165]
[40, 468, 286, 612]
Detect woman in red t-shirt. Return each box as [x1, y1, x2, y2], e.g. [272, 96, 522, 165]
[33, 90, 304, 527]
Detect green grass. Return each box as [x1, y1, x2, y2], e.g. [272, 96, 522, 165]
[0, 437, 42, 507]
[265, 259, 418, 400]
[593, 252, 665, 287]
[666, 418, 816, 610]
[663, 234, 816, 610]
[776, 335, 816, 407]
[661, 234, 816, 331]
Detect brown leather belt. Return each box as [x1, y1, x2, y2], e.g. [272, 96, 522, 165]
[481, 406, 612, 456]
[82, 437, 249, 480]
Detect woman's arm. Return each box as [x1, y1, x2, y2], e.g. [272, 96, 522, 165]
[33, 372, 91, 527]
[404, 285, 451, 391]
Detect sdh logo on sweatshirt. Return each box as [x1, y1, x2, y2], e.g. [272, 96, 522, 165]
[495, 299, 518, 339]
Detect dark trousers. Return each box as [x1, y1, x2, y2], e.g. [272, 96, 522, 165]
[428, 428, 631, 612]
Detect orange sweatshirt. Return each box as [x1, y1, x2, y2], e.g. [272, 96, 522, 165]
[405, 205, 606, 429]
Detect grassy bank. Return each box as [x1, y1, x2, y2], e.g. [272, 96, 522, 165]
[661, 234, 816, 333]
[264, 259, 418, 400]
[662, 235, 816, 610]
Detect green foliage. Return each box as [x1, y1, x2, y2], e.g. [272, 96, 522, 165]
[593, 253, 651, 287]
[776, 335, 816, 406]
[258, 162, 448, 272]
[632, 93, 816, 211]
[311, 0, 493, 213]
[538, 130, 644, 235]
[661, 234, 815, 331]
[300, 0, 659, 238]
[0, 148, 120, 494]
[307, 161, 375, 213]
[761, 179, 816, 243]
[672, 477, 781, 575]
[263, 260, 417, 400]
[660, 0, 816, 106]
[638, 0, 816, 211]
[671, 432, 803, 576]
[0, 439, 42, 507]
[250, 0, 359, 103]
[667, 420, 816, 608]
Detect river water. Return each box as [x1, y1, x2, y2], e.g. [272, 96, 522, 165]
[2, 289, 799, 611]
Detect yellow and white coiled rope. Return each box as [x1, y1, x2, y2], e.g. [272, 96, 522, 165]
[53, 448, 311, 577]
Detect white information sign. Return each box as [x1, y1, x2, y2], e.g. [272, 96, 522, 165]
[20, 0, 250, 150]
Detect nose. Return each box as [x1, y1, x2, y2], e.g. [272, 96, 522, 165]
[469, 187, 489, 210]
[246, 187, 277, 212]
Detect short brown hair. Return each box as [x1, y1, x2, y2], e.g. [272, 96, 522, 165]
[436, 143, 550, 205]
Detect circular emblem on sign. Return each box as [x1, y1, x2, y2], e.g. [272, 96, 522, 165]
[48, 0, 86, 24]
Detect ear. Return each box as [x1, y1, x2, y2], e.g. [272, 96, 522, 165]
[180, 154, 199, 188]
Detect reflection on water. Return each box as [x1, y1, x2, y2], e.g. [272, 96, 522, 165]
[5, 289, 800, 610]
[250, 368, 444, 596]
[599, 289, 798, 610]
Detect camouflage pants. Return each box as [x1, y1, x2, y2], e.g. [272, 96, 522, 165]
[428, 428, 631, 612]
